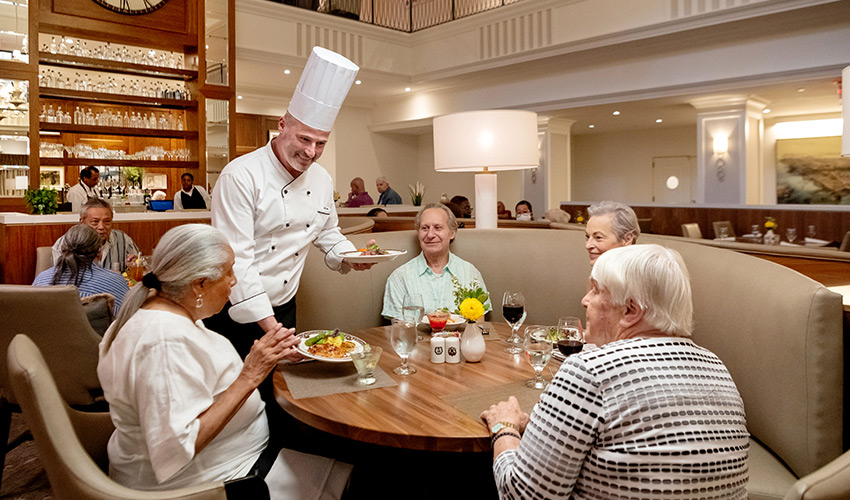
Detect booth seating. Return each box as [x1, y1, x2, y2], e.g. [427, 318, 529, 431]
[295, 228, 844, 500]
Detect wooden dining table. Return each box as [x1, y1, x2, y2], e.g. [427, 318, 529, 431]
[273, 323, 554, 453]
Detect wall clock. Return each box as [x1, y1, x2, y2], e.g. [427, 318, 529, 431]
[91, 0, 169, 15]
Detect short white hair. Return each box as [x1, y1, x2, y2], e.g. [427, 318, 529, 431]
[591, 244, 693, 337]
[588, 200, 640, 244]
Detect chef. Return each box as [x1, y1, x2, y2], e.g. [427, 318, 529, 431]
[67, 166, 104, 213]
[206, 46, 370, 363]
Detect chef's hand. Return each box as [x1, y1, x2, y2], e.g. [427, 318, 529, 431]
[350, 262, 375, 271]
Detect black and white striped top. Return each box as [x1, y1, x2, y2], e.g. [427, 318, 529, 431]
[494, 337, 749, 499]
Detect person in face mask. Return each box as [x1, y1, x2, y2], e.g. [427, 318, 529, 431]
[515, 200, 533, 221]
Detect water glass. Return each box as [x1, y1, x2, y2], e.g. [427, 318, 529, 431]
[807, 225, 817, 239]
[786, 228, 798, 244]
[523, 326, 552, 389]
[718, 226, 728, 239]
[351, 347, 382, 386]
[502, 291, 526, 354]
[390, 318, 417, 375]
[402, 293, 425, 341]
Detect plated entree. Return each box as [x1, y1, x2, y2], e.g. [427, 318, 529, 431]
[305, 329, 357, 359]
[358, 239, 388, 256]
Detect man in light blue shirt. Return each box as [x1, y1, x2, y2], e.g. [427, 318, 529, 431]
[382, 203, 490, 319]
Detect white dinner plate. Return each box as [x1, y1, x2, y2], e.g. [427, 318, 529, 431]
[341, 249, 407, 264]
[420, 313, 466, 330]
[295, 330, 368, 363]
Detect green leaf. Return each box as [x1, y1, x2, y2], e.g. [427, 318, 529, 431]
[477, 293, 488, 304]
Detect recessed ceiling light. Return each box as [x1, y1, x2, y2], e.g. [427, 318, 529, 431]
[612, 111, 620, 116]
[404, 87, 411, 92]
[797, 88, 806, 93]
[236, 95, 242, 100]
[763, 108, 771, 114]
[655, 118, 663, 123]
[588, 124, 595, 128]
[355, 80, 361, 85]
[284, 69, 291, 75]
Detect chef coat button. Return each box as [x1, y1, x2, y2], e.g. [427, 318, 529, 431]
[307, 191, 311, 195]
[295, 252, 299, 256]
[284, 280, 288, 285]
[286, 223, 290, 227]
[271, 246, 275, 251]
[306, 224, 310, 228]
[284, 190, 288, 194]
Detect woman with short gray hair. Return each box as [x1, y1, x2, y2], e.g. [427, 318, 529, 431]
[98, 224, 351, 499]
[585, 200, 640, 266]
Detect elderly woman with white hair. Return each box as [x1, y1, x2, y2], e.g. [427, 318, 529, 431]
[98, 224, 351, 499]
[585, 200, 640, 266]
[481, 244, 749, 499]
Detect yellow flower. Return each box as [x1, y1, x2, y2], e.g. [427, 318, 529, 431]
[459, 298, 485, 322]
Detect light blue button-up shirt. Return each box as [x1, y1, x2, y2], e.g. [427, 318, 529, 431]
[382, 251, 490, 320]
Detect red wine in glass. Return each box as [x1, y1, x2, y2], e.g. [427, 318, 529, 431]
[503, 305, 524, 324]
[557, 340, 584, 356]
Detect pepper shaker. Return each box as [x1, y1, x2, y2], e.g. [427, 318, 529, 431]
[445, 336, 461, 364]
[430, 336, 445, 364]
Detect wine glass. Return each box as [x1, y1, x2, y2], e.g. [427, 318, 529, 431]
[786, 228, 798, 244]
[402, 293, 425, 341]
[523, 326, 552, 389]
[502, 291, 526, 354]
[556, 316, 585, 357]
[390, 318, 417, 375]
[807, 225, 817, 240]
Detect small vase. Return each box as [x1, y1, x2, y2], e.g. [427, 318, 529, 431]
[764, 229, 779, 246]
[460, 322, 486, 362]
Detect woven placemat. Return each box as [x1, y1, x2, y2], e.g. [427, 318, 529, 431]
[442, 380, 546, 423]
[282, 361, 398, 400]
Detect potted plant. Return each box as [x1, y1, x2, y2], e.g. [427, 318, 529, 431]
[408, 182, 426, 206]
[24, 187, 59, 215]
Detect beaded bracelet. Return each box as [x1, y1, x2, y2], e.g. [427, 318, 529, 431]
[491, 430, 521, 446]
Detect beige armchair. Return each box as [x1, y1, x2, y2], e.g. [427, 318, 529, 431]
[0, 284, 104, 488]
[784, 449, 850, 500]
[712, 220, 736, 239]
[681, 223, 703, 239]
[7, 334, 270, 500]
[35, 246, 54, 276]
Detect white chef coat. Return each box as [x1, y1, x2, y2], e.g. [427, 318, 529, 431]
[68, 181, 104, 214]
[173, 185, 211, 210]
[211, 141, 356, 324]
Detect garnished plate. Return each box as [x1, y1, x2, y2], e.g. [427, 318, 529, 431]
[295, 330, 367, 363]
[341, 249, 407, 264]
[420, 313, 466, 330]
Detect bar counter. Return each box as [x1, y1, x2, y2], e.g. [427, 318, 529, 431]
[0, 210, 211, 285]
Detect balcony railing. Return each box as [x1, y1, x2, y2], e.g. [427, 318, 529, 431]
[283, 0, 525, 32]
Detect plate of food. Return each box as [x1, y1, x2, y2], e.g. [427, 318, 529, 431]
[296, 329, 368, 363]
[341, 239, 407, 264]
[420, 313, 466, 330]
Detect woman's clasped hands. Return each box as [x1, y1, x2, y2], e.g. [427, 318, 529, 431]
[241, 323, 301, 387]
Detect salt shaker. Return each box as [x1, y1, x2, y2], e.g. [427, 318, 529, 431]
[430, 336, 445, 364]
[445, 336, 461, 364]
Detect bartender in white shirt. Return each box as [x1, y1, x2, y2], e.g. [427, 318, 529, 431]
[67, 166, 104, 213]
[173, 172, 210, 210]
[206, 47, 372, 366]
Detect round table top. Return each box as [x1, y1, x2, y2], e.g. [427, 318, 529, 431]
[274, 323, 556, 452]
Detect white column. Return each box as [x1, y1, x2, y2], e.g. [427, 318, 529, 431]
[529, 117, 574, 213]
[691, 97, 767, 204]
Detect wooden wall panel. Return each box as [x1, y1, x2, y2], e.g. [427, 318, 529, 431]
[560, 202, 850, 244]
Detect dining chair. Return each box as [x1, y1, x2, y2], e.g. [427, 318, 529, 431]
[712, 221, 736, 239]
[0, 284, 105, 488]
[35, 246, 54, 276]
[6, 334, 270, 500]
[839, 231, 850, 252]
[681, 223, 703, 239]
[783, 448, 850, 500]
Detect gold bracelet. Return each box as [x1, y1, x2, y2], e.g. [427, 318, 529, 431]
[491, 430, 520, 446]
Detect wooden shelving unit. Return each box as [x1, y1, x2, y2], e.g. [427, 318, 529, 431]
[40, 158, 199, 168]
[38, 122, 198, 138]
[39, 52, 198, 81]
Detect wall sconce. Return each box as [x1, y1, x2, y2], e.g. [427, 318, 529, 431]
[712, 134, 728, 181]
[843, 65, 848, 157]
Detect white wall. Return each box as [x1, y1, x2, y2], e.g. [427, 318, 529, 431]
[572, 126, 697, 203]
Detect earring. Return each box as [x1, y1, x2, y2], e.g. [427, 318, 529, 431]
[195, 294, 204, 309]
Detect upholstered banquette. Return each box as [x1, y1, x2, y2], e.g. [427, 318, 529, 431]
[295, 228, 844, 499]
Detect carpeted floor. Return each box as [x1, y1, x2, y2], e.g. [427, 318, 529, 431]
[1, 413, 52, 500]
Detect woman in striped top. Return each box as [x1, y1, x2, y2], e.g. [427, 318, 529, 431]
[34, 223, 129, 315]
[481, 244, 749, 499]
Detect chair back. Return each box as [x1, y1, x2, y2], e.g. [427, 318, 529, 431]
[0, 285, 102, 406]
[6, 334, 229, 500]
[35, 246, 54, 276]
[839, 231, 850, 252]
[712, 221, 736, 239]
[681, 223, 702, 239]
[783, 449, 850, 500]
